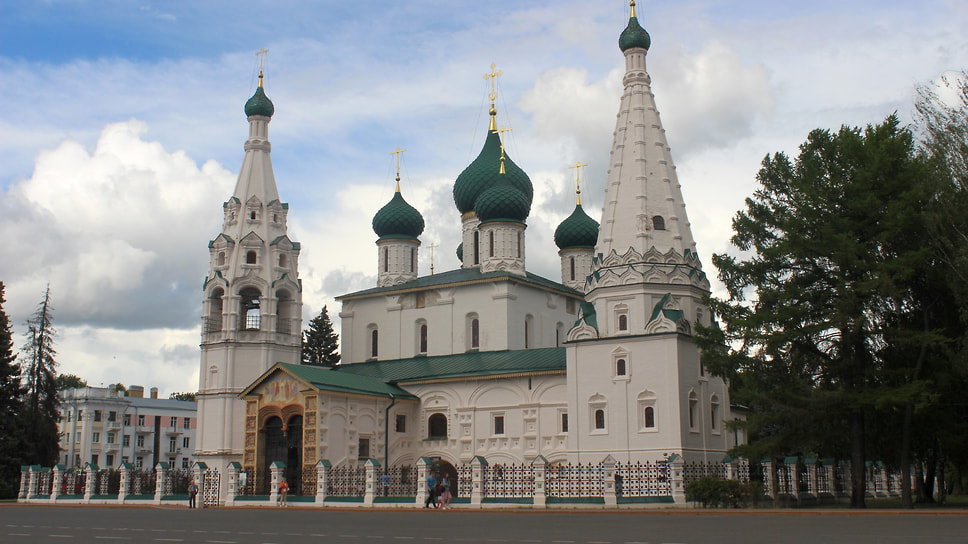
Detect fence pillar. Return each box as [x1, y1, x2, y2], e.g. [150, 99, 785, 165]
[26, 465, 40, 501]
[532, 456, 547, 508]
[118, 462, 132, 503]
[18, 466, 29, 501]
[878, 464, 890, 498]
[192, 462, 207, 508]
[415, 457, 432, 507]
[761, 459, 774, 500]
[226, 462, 240, 506]
[51, 465, 64, 502]
[270, 461, 284, 505]
[668, 455, 686, 504]
[804, 457, 818, 500]
[725, 456, 738, 481]
[84, 463, 97, 502]
[315, 460, 331, 506]
[602, 455, 617, 507]
[470, 456, 487, 507]
[154, 462, 169, 504]
[364, 459, 379, 506]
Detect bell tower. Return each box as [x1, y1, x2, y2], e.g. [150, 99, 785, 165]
[195, 57, 303, 492]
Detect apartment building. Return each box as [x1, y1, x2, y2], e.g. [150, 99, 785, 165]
[59, 385, 197, 470]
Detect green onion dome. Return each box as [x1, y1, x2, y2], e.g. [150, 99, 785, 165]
[372, 189, 425, 239]
[619, 15, 651, 52]
[244, 85, 275, 118]
[456, 243, 463, 261]
[453, 130, 533, 215]
[554, 203, 600, 249]
[475, 176, 530, 224]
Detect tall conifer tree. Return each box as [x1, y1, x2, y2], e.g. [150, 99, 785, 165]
[301, 306, 340, 367]
[0, 282, 25, 498]
[21, 284, 61, 467]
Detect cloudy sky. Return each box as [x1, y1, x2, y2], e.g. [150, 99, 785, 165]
[1, 0, 966, 397]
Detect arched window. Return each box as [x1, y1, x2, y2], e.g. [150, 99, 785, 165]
[246, 251, 257, 265]
[710, 394, 720, 431]
[250, 210, 257, 221]
[419, 323, 428, 354]
[276, 289, 295, 335]
[489, 231, 494, 258]
[473, 231, 480, 265]
[206, 288, 224, 332]
[688, 391, 698, 430]
[370, 328, 379, 358]
[618, 314, 628, 331]
[428, 413, 447, 439]
[594, 409, 606, 430]
[616, 358, 626, 376]
[517, 231, 521, 258]
[217, 252, 226, 266]
[383, 247, 389, 273]
[644, 406, 655, 428]
[569, 257, 575, 281]
[239, 287, 261, 330]
[471, 319, 480, 349]
[652, 215, 665, 230]
[411, 247, 416, 273]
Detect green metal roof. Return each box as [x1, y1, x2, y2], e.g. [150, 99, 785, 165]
[337, 267, 582, 300]
[244, 85, 275, 118]
[272, 363, 418, 400]
[372, 189, 425, 239]
[619, 15, 651, 52]
[453, 129, 533, 215]
[554, 203, 599, 249]
[337, 347, 566, 383]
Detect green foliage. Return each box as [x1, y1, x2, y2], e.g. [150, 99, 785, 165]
[55, 373, 88, 390]
[0, 282, 25, 499]
[169, 391, 196, 401]
[698, 115, 941, 507]
[685, 477, 753, 508]
[302, 305, 341, 367]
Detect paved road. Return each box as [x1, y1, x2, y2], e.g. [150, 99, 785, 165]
[1, 505, 966, 544]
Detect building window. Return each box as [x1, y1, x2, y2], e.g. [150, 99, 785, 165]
[183, 418, 191, 429]
[279, 253, 288, 267]
[711, 395, 720, 433]
[383, 247, 389, 272]
[419, 323, 428, 354]
[473, 231, 480, 265]
[137, 436, 145, 448]
[246, 250, 257, 264]
[358, 438, 371, 460]
[136, 457, 143, 468]
[123, 414, 131, 426]
[94, 410, 102, 422]
[370, 328, 379, 358]
[411, 247, 416, 273]
[137, 415, 145, 426]
[108, 411, 116, 422]
[524, 315, 534, 348]
[569, 257, 575, 281]
[561, 413, 568, 433]
[688, 391, 698, 431]
[250, 210, 257, 221]
[594, 409, 606, 430]
[488, 231, 494, 258]
[123, 435, 130, 447]
[91, 454, 98, 466]
[182, 458, 190, 469]
[494, 415, 505, 435]
[652, 216, 665, 230]
[618, 314, 628, 331]
[240, 287, 261, 330]
[107, 433, 115, 444]
[428, 413, 447, 439]
[616, 358, 627, 376]
[106, 454, 114, 467]
[169, 438, 177, 453]
[217, 251, 226, 266]
[92, 432, 100, 443]
[395, 414, 406, 433]
[645, 406, 656, 428]
[517, 231, 522, 258]
[183, 437, 190, 448]
[170, 416, 177, 428]
[471, 318, 480, 349]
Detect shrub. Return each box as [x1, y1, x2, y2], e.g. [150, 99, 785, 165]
[685, 477, 748, 508]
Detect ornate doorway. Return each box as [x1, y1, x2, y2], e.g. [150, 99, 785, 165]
[431, 459, 459, 498]
[260, 415, 303, 495]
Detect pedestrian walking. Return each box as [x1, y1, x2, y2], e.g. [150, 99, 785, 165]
[188, 480, 198, 509]
[439, 476, 452, 509]
[424, 473, 437, 509]
[279, 479, 289, 507]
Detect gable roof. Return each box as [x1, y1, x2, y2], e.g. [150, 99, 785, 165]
[336, 347, 566, 384]
[240, 363, 418, 400]
[337, 267, 582, 301]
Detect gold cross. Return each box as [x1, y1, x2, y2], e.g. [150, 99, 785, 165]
[389, 147, 407, 188]
[569, 161, 587, 204]
[484, 63, 503, 103]
[429, 243, 438, 275]
[493, 126, 512, 175]
[256, 48, 269, 72]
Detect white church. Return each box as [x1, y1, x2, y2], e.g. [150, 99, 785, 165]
[194, 2, 735, 500]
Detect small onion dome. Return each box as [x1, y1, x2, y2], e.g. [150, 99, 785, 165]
[619, 15, 651, 52]
[475, 177, 530, 224]
[554, 204, 600, 249]
[372, 190, 425, 239]
[453, 129, 533, 215]
[456, 242, 464, 261]
[245, 86, 275, 118]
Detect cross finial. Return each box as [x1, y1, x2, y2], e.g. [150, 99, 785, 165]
[255, 48, 269, 87]
[429, 242, 439, 275]
[630, 1, 637, 18]
[484, 63, 503, 103]
[569, 161, 588, 205]
[389, 147, 407, 191]
[493, 126, 512, 175]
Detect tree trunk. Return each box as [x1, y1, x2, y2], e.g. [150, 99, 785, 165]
[899, 309, 930, 509]
[849, 410, 866, 508]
